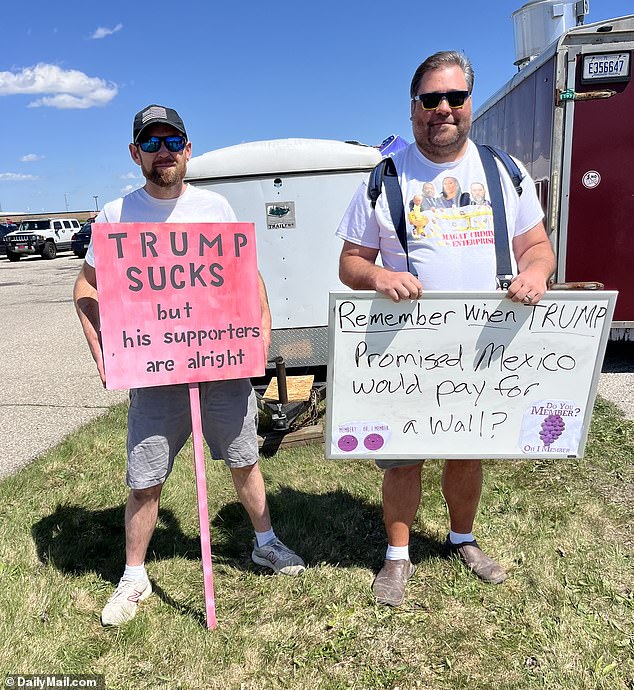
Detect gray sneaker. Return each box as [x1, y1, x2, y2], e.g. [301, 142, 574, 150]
[101, 577, 152, 626]
[372, 559, 416, 606]
[251, 538, 305, 575]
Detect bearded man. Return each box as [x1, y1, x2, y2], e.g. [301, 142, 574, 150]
[74, 104, 305, 626]
[336, 52, 555, 606]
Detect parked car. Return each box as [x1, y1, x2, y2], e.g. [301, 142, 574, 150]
[0, 223, 18, 256]
[4, 218, 81, 261]
[71, 222, 92, 258]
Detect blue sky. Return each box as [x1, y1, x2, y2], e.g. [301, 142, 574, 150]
[1, 0, 632, 214]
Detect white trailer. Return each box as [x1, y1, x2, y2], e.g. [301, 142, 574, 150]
[185, 138, 381, 369]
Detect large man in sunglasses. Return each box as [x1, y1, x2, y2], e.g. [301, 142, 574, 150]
[74, 104, 305, 627]
[337, 52, 555, 606]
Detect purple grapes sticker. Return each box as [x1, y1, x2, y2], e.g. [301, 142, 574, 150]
[520, 400, 583, 456]
[539, 414, 565, 446]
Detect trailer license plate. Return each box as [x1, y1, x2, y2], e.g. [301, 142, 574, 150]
[582, 53, 630, 82]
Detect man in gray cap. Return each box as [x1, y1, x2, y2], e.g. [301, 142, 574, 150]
[74, 104, 305, 627]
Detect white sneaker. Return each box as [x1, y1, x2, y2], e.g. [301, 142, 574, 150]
[101, 577, 152, 626]
[251, 538, 305, 575]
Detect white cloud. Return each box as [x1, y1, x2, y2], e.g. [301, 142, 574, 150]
[91, 23, 123, 39]
[0, 63, 118, 109]
[121, 184, 140, 194]
[20, 154, 44, 162]
[120, 172, 140, 179]
[0, 173, 38, 181]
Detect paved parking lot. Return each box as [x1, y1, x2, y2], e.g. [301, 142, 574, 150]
[0, 253, 631, 480]
[0, 253, 126, 479]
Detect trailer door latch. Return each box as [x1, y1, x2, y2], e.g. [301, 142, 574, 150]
[557, 88, 616, 105]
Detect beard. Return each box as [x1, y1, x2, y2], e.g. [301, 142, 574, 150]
[141, 155, 187, 188]
[414, 118, 471, 161]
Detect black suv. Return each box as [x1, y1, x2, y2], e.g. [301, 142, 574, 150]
[0, 223, 18, 256]
[71, 222, 92, 259]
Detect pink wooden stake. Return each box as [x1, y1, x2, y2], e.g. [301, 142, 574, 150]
[188, 383, 217, 629]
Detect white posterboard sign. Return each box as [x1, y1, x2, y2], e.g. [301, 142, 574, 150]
[325, 291, 617, 460]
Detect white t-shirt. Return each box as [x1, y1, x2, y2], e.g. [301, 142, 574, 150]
[336, 140, 544, 291]
[85, 184, 236, 266]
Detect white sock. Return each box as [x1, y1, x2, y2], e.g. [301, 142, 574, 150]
[449, 531, 475, 545]
[123, 564, 148, 582]
[385, 544, 410, 561]
[255, 528, 276, 547]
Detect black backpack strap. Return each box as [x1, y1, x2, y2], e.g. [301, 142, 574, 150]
[483, 144, 524, 197]
[368, 158, 388, 208]
[367, 157, 416, 276]
[476, 143, 514, 290]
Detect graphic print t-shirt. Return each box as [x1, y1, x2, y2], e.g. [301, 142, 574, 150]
[336, 140, 544, 291]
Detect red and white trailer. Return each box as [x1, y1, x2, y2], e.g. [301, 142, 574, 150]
[472, 10, 634, 338]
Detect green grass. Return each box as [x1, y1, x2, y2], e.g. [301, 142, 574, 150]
[0, 398, 632, 690]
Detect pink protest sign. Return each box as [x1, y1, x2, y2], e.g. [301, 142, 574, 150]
[93, 222, 264, 390]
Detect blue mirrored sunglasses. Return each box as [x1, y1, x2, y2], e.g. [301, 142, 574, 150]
[138, 135, 187, 153]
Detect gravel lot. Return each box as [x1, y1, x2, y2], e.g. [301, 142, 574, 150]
[597, 341, 634, 420]
[0, 253, 631, 480]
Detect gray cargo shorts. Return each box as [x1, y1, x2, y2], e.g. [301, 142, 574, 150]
[126, 379, 258, 489]
[375, 458, 424, 470]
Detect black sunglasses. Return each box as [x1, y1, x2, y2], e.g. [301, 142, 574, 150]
[137, 135, 187, 153]
[412, 91, 470, 110]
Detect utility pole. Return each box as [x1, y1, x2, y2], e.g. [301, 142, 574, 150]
[93, 195, 99, 212]
[64, 193, 69, 212]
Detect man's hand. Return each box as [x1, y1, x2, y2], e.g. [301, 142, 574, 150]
[510, 222, 556, 306]
[258, 273, 272, 363]
[339, 240, 422, 303]
[92, 341, 107, 387]
[374, 270, 423, 303]
[507, 267, 548, 305]
[262, 327, 271, 364]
